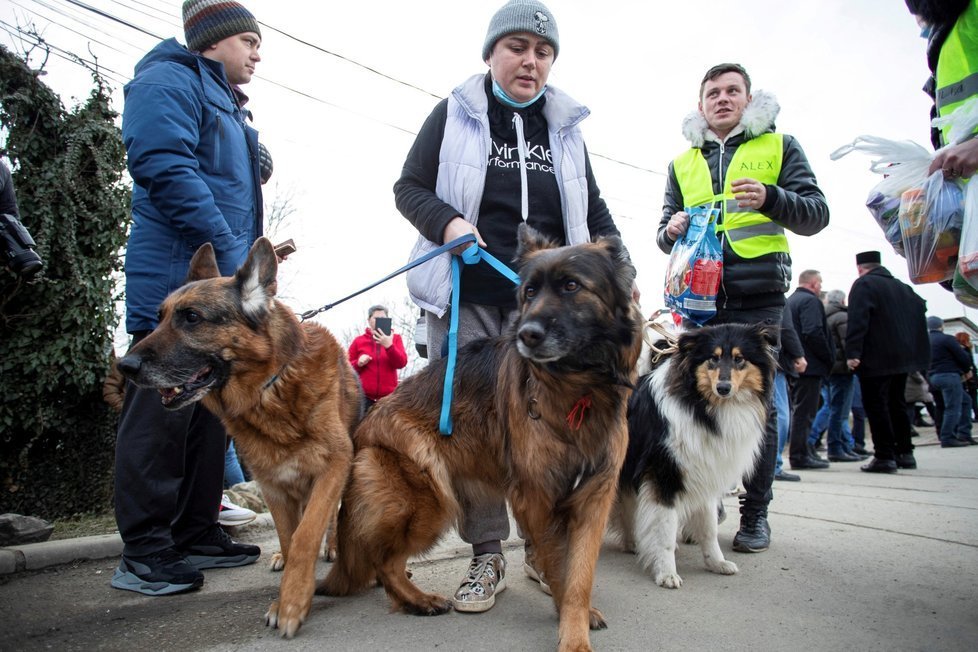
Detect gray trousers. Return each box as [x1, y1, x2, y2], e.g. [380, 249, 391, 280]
[426, 303, 515, 547]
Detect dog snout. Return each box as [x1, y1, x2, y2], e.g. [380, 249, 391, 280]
[116, 354, 142, 379]
[518, 322, 547, 349]
[715, 381, 732, 396]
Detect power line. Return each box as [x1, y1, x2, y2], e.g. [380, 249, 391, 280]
[0, 20, 130, 86]
[108, 0, 180, 30]
[12, 0, 132, 55]
[19, 0, 666, 177]
[257, 21, 442, 101]
[62, 0, 161, 39]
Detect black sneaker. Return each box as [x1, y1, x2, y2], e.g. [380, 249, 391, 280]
[180, 525, 260, 570]
[732, 513, 770, 553]
[111, 548, 204, 596]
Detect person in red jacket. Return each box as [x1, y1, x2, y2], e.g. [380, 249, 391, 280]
[348, 305, 408, 408]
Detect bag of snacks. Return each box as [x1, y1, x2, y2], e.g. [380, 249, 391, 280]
[664, 204, 722, 325]
[898, 171, 964, 284]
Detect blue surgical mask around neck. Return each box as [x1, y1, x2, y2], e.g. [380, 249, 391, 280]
[920, 23, 933, 39]
[492, 79, 547, 109]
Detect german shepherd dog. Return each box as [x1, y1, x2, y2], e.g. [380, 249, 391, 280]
[612, 323, 776, 588]
[118, 238, 362, 638]
[320, 226, 642, 652]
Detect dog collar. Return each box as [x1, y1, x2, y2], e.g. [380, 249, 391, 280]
[262, 365, 288, 391]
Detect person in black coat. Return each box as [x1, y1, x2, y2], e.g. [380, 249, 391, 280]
[846, 251, 930, 472]
[786, 270, 835, 470]
[774, 303, 806, 481]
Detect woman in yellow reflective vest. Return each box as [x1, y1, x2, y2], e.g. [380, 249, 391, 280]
[907, 0, 978, 179]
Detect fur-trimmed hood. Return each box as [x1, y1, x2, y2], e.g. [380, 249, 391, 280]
[681, 90, 780, 148]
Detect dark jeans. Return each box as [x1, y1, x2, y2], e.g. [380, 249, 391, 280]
[851, 377, 867, 448]
[114, 333, 226, 557]
[788, 375, 823, 463]
[703, 306, 782, 517]
[928, 372, 972, 443]
[858, 373, 912, 461]
[825, 374, 856, 455]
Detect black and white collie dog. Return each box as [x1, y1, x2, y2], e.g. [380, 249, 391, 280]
[612, 322, 776, 588]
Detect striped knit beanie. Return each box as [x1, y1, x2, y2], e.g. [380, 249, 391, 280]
[182, 0, 261, 53]
[482, 0, 559, 61]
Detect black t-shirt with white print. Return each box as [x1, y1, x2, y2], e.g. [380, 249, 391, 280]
[469, 76, 564, 307]
[393, 73, 619, 310]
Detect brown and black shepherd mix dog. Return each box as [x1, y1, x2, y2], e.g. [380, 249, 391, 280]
[320, 225, 643, 652]
[117, 238, 361, 639]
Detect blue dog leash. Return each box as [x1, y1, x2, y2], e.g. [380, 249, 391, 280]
[299, 234, 478, 321]
[440, 243, 520, 435]
[297, 232, 519, 436]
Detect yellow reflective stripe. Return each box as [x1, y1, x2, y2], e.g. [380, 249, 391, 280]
[937, 71, 978, 111]
[723, 221, 786, 241]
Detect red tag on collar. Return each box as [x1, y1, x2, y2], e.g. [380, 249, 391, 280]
[566, 395, 592, 431]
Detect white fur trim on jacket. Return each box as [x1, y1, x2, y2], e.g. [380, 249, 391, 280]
[681, 90, 780, 148]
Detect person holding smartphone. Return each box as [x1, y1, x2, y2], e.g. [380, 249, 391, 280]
[347, 304, 408, 410]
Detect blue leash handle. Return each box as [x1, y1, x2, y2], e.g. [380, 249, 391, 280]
[439, 243, 520, 435]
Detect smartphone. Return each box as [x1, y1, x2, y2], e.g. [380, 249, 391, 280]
[374, 317, 392, 335]
[273, 238, 296, 257]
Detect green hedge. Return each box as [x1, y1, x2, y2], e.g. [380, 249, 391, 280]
[0, 45, 131, 519]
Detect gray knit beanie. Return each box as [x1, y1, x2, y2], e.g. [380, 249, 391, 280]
[482, 0, 559, 61]
[183, 0, 261, 53]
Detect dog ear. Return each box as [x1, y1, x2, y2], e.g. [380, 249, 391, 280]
[186, 243, 221, 283]
[594, 234, 637, 299]
[235, 238, 279, 322]
[753, 323, 780, 349]
[676, 328, 701, 355]
[515, 223, 557, 267]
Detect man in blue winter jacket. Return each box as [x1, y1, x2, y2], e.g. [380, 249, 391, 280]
[111, 0, 266, 596]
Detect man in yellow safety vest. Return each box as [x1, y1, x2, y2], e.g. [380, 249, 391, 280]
[657, 63, 830, 554]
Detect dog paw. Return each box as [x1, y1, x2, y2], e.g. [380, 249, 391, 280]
[655, 572, 683, 589]
[403, 593, 452, 616]
[557, 636, 593, 652]
[707, 559, 738, 575]
[588, 606, 607, 630]
[265, 598, 309, 638]
[269, 552, 285, 572]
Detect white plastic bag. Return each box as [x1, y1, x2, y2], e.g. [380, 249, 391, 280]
[932, 96, 978, 146]
[957, 180, 978, 291]
[831, 137, 934, 257]
[830, 136, 934, 198]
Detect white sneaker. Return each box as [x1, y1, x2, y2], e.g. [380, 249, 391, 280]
[218, 493, 257, 526]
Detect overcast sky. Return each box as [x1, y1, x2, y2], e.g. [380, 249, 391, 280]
[2, 0, 966, 347]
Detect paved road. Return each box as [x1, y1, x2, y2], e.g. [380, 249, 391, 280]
[3, 430, 978, 651]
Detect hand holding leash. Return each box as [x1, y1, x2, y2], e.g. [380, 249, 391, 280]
[443, 217, 486, 255]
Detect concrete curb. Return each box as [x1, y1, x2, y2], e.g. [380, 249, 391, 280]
[0, 512, 277, 576]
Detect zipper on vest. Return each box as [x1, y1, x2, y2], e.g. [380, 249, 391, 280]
[717, 140, 728, 309]
[512, 112, 529, 221]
